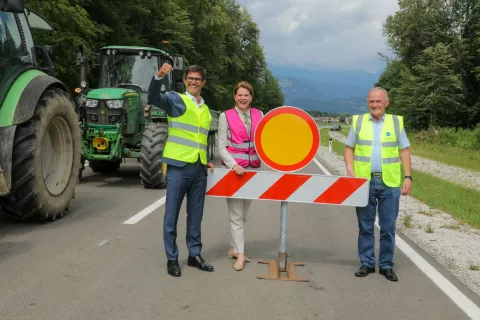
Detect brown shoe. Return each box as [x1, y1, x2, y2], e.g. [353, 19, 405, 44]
[228, 247, 250, 262]
[233, 258, 245, 271]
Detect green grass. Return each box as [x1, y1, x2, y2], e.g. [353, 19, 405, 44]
[470, 264, 480, 271]
[408, 169, 480, 229]
[468, 259, 480, 271]
[425, 223, 434, 233]
[403, 215, 413, 228]
[321, 129, 480, 229]
[410, 142, 480, 173]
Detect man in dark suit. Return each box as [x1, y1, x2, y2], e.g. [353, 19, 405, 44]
[148, 63, 215, 277]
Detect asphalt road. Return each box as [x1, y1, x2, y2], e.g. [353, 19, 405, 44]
[0, 152, 479, 320]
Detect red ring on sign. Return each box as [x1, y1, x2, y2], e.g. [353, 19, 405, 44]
[254, 106, 320, 172]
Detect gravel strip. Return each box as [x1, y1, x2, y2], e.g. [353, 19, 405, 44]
[328, 131, 480, 191]
[410, 155, 480, 191]
[316, 140, 480, 298]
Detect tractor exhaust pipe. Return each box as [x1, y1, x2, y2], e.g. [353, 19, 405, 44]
[76, 45, 87, 88]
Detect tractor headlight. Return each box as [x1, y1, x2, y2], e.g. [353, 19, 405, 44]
[106, 99, 123, 109]
[78, 94, 87, 104]
[85, 99, 98, 108]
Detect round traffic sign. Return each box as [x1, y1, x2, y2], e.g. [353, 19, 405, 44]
[254, 106, 320, 172]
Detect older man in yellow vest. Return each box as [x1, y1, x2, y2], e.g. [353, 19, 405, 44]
[148, 63, 215, 277]
[344, 87, 412, 282]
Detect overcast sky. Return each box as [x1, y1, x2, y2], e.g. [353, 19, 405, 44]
[236, 0, 399, 73]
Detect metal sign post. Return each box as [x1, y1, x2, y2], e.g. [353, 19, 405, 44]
[253, 106, 319, 282]
[256, 200, 309, 281]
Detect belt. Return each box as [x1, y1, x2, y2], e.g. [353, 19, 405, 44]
[371, 172, 382, 177]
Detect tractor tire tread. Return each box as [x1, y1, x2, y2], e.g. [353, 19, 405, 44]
[140, 122, 167, 189]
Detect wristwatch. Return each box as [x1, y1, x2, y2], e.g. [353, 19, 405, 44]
[404, 175, 413, 181]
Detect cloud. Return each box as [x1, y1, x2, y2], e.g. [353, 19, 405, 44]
[237, 0, 399, 72]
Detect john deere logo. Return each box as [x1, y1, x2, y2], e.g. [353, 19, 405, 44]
[386, 132, 391, 136]
[100, 109, 106, 115]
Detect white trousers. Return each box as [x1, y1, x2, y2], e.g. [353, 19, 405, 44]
[227, 197, 252, 254]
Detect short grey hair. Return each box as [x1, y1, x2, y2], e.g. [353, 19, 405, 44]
[368, 87, 389, 101]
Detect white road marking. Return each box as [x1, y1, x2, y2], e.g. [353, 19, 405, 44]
[314, 155, 480, 320]
[96, 239, 109, 247]
[313, 158, 330, 175]
[122, 196, 166, 225]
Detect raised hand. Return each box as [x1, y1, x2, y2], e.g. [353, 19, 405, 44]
[156, 63, 173, 78]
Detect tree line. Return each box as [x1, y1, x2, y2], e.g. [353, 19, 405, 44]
[27, 0, 284, 112]
[375, 0, 480, 131]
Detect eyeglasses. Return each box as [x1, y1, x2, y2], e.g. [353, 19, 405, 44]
[186, 77, 203, 82]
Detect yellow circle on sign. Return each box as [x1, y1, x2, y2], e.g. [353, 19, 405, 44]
[260, 113, 313, 165]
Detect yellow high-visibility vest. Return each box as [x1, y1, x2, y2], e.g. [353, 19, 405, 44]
[163, 94, 212, 165]
[352, 113, 403, 187]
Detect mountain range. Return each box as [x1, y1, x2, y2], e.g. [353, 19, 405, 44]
[270, 65, 384, 115]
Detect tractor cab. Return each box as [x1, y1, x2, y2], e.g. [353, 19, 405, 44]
[0, 10, 27, 87]
[80, 46, 183, 129]
[0, 1, 55, 103]
[98, 46, 175, 107]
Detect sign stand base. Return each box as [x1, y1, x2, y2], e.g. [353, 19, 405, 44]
[256, 201, 309, 282]
[256, 255, 309, 282]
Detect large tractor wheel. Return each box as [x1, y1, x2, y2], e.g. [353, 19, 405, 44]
[89, 160, 121, 173]
[0, 88, 81, 221]
[140, 122, 168, 189]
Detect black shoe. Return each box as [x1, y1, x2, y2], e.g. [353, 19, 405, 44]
[167, 260, 181, 277]
[187, 255, 214, 272]
[355, 265, 375, 277]
[379, 268, 398, 281]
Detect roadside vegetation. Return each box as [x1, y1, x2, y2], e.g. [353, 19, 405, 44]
[26, 0, 284, 113]
[376, 0, 480, 132]
[372, 0, 480, 173]
[408, 127, 480, 172]
[406, 169, 480, 229]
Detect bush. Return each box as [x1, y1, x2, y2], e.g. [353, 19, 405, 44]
[474, 125, 480, 150]
[412, 126, 480, 151]
[413, 127, 436, 143]
[456, 128, 480, 150]
[437, 127, 458, 147]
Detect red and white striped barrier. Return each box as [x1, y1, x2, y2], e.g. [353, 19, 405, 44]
[206, 169, 369, 207]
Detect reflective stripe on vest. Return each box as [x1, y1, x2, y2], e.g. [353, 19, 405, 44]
[222, 107, 262, 168]
[352, 113, 403, 187]
[163, 93, 212, 165]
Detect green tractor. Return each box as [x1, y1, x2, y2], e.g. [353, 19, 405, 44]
[75, 45, 219, 188]
[0, 0, 81, 221]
